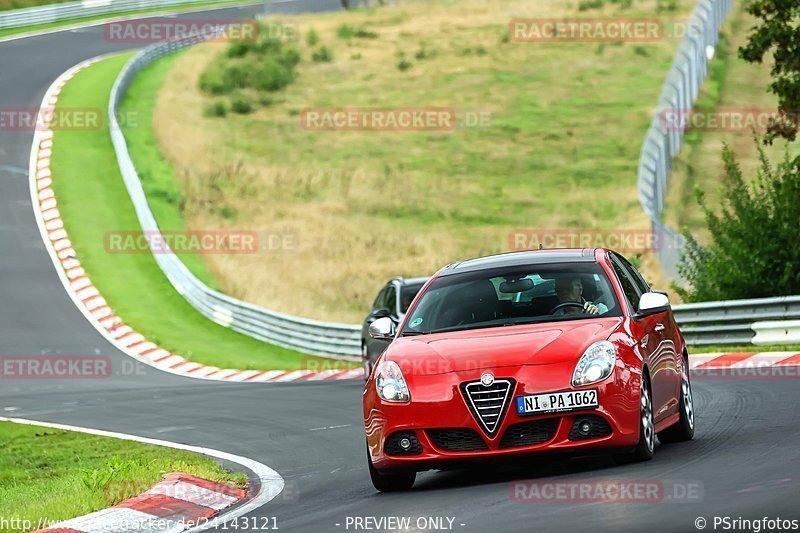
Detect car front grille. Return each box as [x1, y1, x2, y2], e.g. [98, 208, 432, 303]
[500, 418, 560, 449]
[461, 378, 515, 436]
[568, 415, 612, 441]
[426, 428, 489, 452]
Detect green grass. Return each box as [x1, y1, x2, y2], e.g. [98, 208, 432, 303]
[0, 421, 245, 532]
[49, 53, 322, 370]
[0, 0, 253, 39]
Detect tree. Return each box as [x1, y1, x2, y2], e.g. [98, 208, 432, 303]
[739, 0, 800, 143]
[673, 142, 800, 302]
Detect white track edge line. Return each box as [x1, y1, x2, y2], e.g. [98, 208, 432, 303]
[0, 417, 283, 532]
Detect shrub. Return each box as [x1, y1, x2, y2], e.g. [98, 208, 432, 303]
[312, 46, 333, 63]
[306, 28, 319, 46]
[231, 94, 253, 114]
[578, 0, 604, 11]
[254, 58, 294, 91]
[397, 58, 412, 71]
[227, 42, 250, 58]
[280, 47, 301, 69]
[203, 100, 228, 117]
[223, 63, 251, 90]
[673, 143, 800, 302]
[199, 67, 227, 95]
[337, 23, 378, 39]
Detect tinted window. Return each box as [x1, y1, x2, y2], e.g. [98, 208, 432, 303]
[614, 253, 650, 295]
[372, 288, 387, 312]
[384, 285, 397, 317]
[400, 283, 424, 314]
[610, 257, 641, 311]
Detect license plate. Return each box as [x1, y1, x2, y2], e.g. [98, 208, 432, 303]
[516, 389, 599, 415]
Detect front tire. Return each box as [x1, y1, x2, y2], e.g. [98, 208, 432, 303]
[658, 359, 695, 443]
[368, 452, 415, 492]
[362, 344, 372, 381]
[614, 375, 655, 463]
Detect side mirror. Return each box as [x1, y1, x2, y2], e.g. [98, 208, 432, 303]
[637, 292, 670, 316]
[369, 316, 396, 340]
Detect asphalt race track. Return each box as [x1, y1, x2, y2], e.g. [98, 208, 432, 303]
[1, 2, 800, 532]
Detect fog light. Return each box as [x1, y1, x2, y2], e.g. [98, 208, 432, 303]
[399, 437, 412, 450]
[579, 420, 592, 435]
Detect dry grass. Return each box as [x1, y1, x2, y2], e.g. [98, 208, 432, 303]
[664, 5, 800, 239]
[152, 0, 694, 322]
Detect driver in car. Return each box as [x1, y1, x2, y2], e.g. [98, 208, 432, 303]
[554, 277, 608, 316]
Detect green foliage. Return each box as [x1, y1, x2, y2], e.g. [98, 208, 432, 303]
[312, 45, 333, 62]
[231, 93, 253, 114]
[337, 23, 378, 39]
[674, 142, 800, 302]
[578, 0, 604, 11]
[739, 0, 800, 142]
[203, 100, 227, 117]
[306, 28, 319, 46]
[656, 0, 678, 12]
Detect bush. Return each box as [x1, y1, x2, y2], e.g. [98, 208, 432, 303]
[578, 0, 604, 11]
[223, 63, 251, 90]
[203, 100, 228, 117]
[227, 42, 250, 58]
[312, 46, 333, 63]
[199, 67, 227, 95]
[306, 28, 319, 46]
[336, 23, 378, 39]
[280, 47, 301, 69]
[231, 94, 253, 114]
[254, 58, 294, 91]
[673, 142, 800, 302]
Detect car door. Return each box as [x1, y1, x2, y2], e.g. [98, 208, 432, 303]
[609, 254, 673, 424]
[622, 256, 682, 417]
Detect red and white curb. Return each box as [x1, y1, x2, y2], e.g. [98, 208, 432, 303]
[29, 57, 362, 384]
[2, 417, 284, 533]
[689, 351, 800, 369]
[37, 473, 246, 533]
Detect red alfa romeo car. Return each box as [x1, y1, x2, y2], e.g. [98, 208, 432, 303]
[363, 248, 694, 492]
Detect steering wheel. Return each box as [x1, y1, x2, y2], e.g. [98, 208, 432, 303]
[549, 301, 585, 315]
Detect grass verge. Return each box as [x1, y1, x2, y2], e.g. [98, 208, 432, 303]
[0, 0, 255, 39]
[152, 0, 697, 323]
[0, 421, 245, 532]
[49, 53, 322, 370]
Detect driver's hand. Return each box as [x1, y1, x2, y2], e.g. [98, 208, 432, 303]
[584, 302, 600, 315]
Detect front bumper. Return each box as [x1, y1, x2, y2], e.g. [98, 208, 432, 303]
[364, 359, 641, 471]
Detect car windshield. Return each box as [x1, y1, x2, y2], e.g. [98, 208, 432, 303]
[401, 262, 621, 335]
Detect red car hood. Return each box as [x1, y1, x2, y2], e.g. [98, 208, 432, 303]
[386, 318, 623, 376]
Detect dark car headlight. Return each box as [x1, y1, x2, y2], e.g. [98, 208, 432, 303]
[572, 341, 617, 387]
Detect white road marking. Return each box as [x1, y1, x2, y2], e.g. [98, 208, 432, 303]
[0, 417, 284, 532]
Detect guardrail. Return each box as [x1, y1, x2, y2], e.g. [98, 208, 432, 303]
[637, 0, 735, 280]
[674, 296, 800, 346]
[0, 0, 233, 30]
[109, 32, 362, 359]
[107, 22, 796, 358]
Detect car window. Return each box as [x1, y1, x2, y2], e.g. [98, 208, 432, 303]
[610, 256, 641, 312]
[614, 253, 650, 295]
[372, 288, 387, 312]
[399, 284, 424, 314]
[384, 285, 397, 317]
[401, 263, 621, 336]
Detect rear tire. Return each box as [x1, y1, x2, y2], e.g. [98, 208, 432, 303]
[614, 375, 655, 463]
[658, 359, 695, 443]
[368, 452, 415, 492]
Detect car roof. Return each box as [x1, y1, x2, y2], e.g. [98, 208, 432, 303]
[390, 276, 430, 287]
[439, 249, 599, 277]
